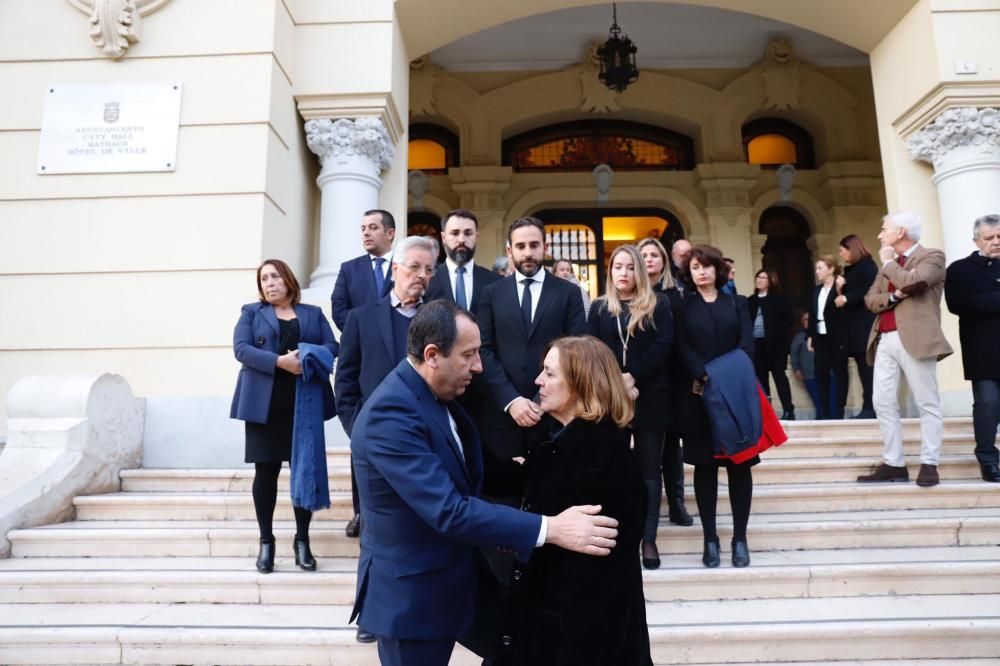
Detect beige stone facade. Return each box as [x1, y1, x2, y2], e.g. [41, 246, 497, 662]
[2, 0, 1000, 433]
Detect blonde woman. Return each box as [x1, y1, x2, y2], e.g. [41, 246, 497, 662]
[587, 245, 673, 569]
[495, 336, 651, 666]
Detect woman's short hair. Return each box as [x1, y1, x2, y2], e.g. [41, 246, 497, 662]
[635, 237, 675, 289]
[754, 269, 781, 293]
[256, 259, 301, 305]
[545, 336, 633, 429]
[684, 245, 729, 289]
[838, 234, 871, 264]
[817, 254, 841, 277]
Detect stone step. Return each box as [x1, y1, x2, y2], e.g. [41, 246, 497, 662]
[0, 596, 997, 664]
[118, 453, 986, 493]
[11, 507, 1000, 558]
[3, 546, 999, 606]
[74, 479, 1000, 523]
[778, 416, 976, 440]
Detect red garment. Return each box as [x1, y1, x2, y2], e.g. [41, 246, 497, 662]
[878, 255, 907, 333]
[715, 384, 788, 464]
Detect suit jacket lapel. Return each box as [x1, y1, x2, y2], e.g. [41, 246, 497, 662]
[448, 402, 480, 488]
[436, 267, 455, 301]
[470, 266, 484, 312]
[376, 298, 395, 360]
[260, 303, 279, 335]
[503, 276, 529, 339]
[528, 277, 555, 340]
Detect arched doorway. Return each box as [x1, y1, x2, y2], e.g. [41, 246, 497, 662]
[534, 207, 684, 298]
[758, 206, 813, 314]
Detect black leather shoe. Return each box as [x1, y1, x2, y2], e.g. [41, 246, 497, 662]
[853, 409, 877, 419]
[294, 536, 317, 571]
[981, 464, 1000, 483]
[781, 410, 796, 421]
[256, 536, 275, 574]
[702, 539, 721, 568]
[345, 513, 361, 538]
[356, 628, 376, 644]
[731, 539, 750, 568]
[641, 539, 661, 570]
[668, 500, 694, 526]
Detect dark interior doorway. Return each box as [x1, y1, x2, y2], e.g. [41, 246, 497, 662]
[758, 206, 813, 314]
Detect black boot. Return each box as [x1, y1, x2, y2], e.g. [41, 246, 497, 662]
[731, 539, 750, 568]
[702, 539, 721, 568]
[256, 536, 275, 574]
[294, 536, 317, 571]
[663, 441, 693, 526]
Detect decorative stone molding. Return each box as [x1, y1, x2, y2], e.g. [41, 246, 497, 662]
[575, 43, 621, 114]
[759, 37, 802, 111]
[66, 0, 173, 59]
[408, 169, 428, 209]
[907, 107, 1000, 172]
[776, 164, 796, 201]
[453, 183, 510, 211]
[593, 163, 613, 203]
[305, 117, 394, 174]
[410, 58, 442, 117]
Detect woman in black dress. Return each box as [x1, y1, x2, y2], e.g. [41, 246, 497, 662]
[588, 244, 673, 569]
[808, 255, 848, 419]
[230, 259, 338, 573]
[835, 234, 878, 418]
[747, 269, 796, 420]
[495, 336, 651, 666]
[637, 238, 694, 527]
[675, 245, 757, 568]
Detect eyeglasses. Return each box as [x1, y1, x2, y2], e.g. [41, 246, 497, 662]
[402, 263, 435, 276]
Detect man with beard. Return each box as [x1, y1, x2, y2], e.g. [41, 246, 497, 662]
[335, 237, 436, 648]
[477, 216, 587, 501]
[425, 209, 500, 313]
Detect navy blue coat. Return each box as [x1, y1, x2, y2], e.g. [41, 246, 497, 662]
[230, 302, 338, 424]
[331, 254, 393, 331]
[350, 360, 541, 640]
[334, 298, 406, 437]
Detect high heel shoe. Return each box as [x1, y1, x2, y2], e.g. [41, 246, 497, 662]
[294, 536, 317, 571]
[702, 539, 721, 568]
[731, 539, 750, 568]
[641, 539, 661, 570]
[256, 536, 275, 574]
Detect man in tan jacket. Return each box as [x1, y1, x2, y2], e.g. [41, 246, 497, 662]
[858, 212, 953, 487]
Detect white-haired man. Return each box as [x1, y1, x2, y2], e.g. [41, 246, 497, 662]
[858, 212, 953, 487]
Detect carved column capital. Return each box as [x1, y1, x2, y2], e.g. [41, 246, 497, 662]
[305, 117, 394, 175]
[907, 107, 1000, 172]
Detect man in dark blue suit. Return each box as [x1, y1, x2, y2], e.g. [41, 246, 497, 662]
[477, 216, 587, 499]
[350, 300, 619, 666]
[336, 235, 436, 643]
[330, 209, 396, 331]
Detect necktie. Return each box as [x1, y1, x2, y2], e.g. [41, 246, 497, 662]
[455, 266, 468, 310]
[520, 278, 533, 330]
[373, 257, 386, 296]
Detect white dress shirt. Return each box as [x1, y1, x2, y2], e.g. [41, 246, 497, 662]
[369, 250, 392, 281]
[817, 285, 831, 335]
[513, 266, 546, 321]
[445, 257, 474, 308]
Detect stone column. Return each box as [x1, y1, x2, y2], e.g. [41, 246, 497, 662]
[448, 166, 513, 263]
[697, 164, 758, 293]
[907, 107, 1000, 261]
[304, 117, 394, 295]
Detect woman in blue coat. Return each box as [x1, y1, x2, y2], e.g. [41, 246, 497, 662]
[230, 259, 338, 573]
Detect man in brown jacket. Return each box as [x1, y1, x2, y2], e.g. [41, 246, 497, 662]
[858, 212, 953, 487]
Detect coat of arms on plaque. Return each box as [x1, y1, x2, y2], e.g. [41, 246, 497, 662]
[104, 102, 120, 123]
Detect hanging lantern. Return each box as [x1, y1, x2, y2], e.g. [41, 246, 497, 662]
[597, 3, 639, 93]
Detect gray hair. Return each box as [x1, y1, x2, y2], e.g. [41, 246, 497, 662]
[973, 214, 1000, 239]
[392, 236, 436, 265]
[884, 212, 922, 242]
[493, 256, 510, 273]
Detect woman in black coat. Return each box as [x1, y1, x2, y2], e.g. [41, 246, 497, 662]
[589, 244, 673, 569]
[835, 234, 878, 418]
[747, 269, 796, 420]
[230, 259, 338, 573]
[808, 256, 848, 419]
[675, 245, 756, 568]
[638, 238, 694, 528]
[495, 336, 651, 666]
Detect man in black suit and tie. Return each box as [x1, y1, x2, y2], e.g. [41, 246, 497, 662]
[425, 208, 501, 313]
[477, 216, 587, 500]
[334, 235, 436, 644]
[330, 209, 396, 331]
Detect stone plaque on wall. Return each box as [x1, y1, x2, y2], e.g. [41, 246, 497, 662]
[37, 83, 182, 174]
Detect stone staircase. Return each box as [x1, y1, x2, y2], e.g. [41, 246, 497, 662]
[2, 418, 999, 665]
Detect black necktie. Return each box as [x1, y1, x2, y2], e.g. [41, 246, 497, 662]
[521, 278, 533, 329]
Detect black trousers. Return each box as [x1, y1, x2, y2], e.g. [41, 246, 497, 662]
[754, 339, 793, 413]
[633, 430, 664, 541]
[814, 334, 848, 419]
[849, 351, 875, 413]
